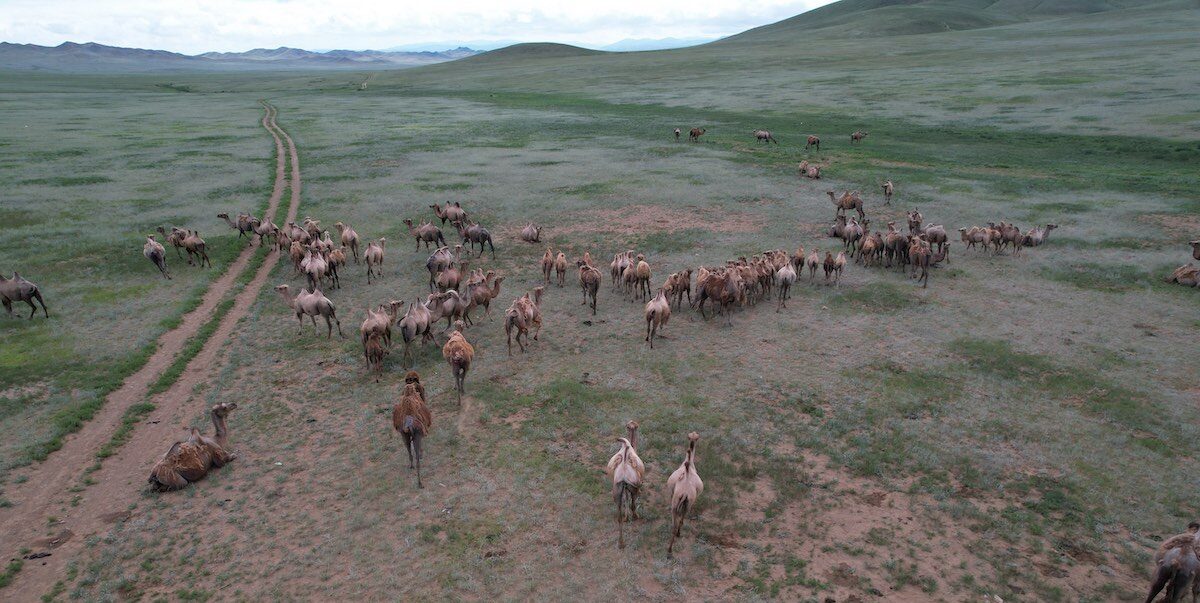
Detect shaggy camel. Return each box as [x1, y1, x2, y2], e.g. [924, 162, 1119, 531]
[361, 300, 401, 352]
[828, 190, 866, 221]
[426, 245, 460, 292]
[805, 135, 820, 151]
[364, 237, 386, 284]
[454, 220, 496, 259]
[850, 130, 869, 143]
[274, 284, 344, 338]
[667, 432, 703, 557]
[148, 403, 237, 491]
[663, 268, 692, 309]
[181, 229, 212, 268]
[364, 332, 388, 374]
[399, 294, 445, 367]
[442, 321, 474, 403]
[791, 245, 806, 272]
[334, 222, 361, 264]
[611, 251, 633, 292]
[753, 129, 778, 144]
[438, 289, 473, 329]
[393, 381, 433, 488]
[466, 273, 504, 320]
[504, 286, 545, 355]
[805, 165, 822, 179]
[644, 288, 671, 348]
[554, 252, 568, 287]
[436, 260, 469, 293]
[430, 202, 467, 226]
[217, 212, 259, 241]
[609, 428, 644, 549]
[403, 218, 447, 251]
[907, 209, 923, 235]
[1166, 264, 1200, 288]
[922, 224, 949, 256]
[696, 269, 740, 325]
[1144, 523, 1200, 603]
[689, 127, 705, 142]
[805, 248, 821, 281]
[577, 259, 602, 316]
[143, 234, 171, 279]
[156, 226, 187, 259]
[520, 223, 542, 243]
[0, 272, 48, 319]
[775, 262, 797, 311]
[881, 180, 894, 204]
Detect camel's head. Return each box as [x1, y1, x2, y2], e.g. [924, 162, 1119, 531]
[211, 402, 237, 418]
[637, 253, 646, 262]
[575, 259, 587, 267]
[404, 370, 421, 385]
[687, 432, 700, 443]
[274, 284, 289, 293]
[334, 221, 344, 230]
[453, 320, 466, 332]
[217, 212, 228, 219]
[403, 218, 413, 226]
[625, 420, 639, 433]
[1046, 224, 1058, 231]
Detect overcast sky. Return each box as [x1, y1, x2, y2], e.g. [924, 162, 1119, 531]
[0, 0, 837, 53]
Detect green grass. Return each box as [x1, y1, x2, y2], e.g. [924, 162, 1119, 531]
[0, 559, 22, 588]
[1039, 262, 1158, 292]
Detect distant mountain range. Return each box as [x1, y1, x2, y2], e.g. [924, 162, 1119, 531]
[0, 42, 480, 72]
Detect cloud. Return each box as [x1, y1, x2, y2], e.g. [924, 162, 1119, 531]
[0, 0, 835, 53]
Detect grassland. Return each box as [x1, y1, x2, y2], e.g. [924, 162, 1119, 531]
[3, 2, 1200, 601]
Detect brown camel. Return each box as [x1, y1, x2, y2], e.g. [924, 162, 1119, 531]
[644, 288, 671, 348]
[828, 190, 866, 221]
[442, 321, 474, 403]
[148, 403, 237, 491]
[393, 381, 433, 488]
[0, 272, 49, 319]
[430, 202, 467, 226]
[1191, 241, 1200, 261]
[520, 223, 542, 243]
[577, 259, 602, 316]
[1144, 523, 1200, 603]
[181, 229, 212, 268]
[881, 180, 894, 204]
[399, 293, 445, 367]
[217, 212, 259, 241]
[753, 129, 778, 144]
[850, 130, 869, 143]
[689, 127, 705, 142]
[403, 218, 447, 251]
[274, 284, 344, 338]
[156, 226, 187, 259]
[805, 135, 820, 151]
[334, 221, 361, 264]
[1166, 264, 1200, 288]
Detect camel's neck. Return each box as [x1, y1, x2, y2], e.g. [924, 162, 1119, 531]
[212, 413, 229, 448]
[222, 216, 237, 227]
[626, 427, 638, 449]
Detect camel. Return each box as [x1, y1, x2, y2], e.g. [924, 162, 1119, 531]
[334, 222, 361, 264]
[504, 286, 544, 355]
[610, 251, 633, 292]
[300, 247, 329, 291]
[554, 252, 568, 287]
[274, 284, 344, 338]
[753, 129, 778, 144]
[688, 127, 705, 142]
[361, 300, 401, 352]
[909, 239, 932, 288]
[907, 209, 923, 235]
[520, 223, 542, 243]
[393, 381, 433, 488]
[775, 262, 797, 311]
[436, 260, 469, 293]
[289, 240, 306, 274]
[674, 128, 681, 141]
[442, 321, 474, 403]
[426, 245, 460, 292]
[644, 288, 671, 348]
[805, 135, 820, 151]
[302, 217, 322, 240]
[365, 332, 388, 374]
[217, 212, 259, 241]
[181, 230, 212, 268]
[430, 202, 467, 226]
[143, 234, 171, 280]
[663, 269, 692, 309]
[1022, 224, 1058, 247]
[1166, 264, 1200, 288]
[148, 403, 237, 491]
[1144, 524, 1200, 603]
[466, 273, 504, 320]
[453, 220, 496, 259]
[399, 294, 445, 367]
[633, 254, 652, 302]
[850, 130, 869, 143]
[828, 190, 865, 221]
[921, 224, 949, 255]
[805, 165, 822, 179]
[610, 431, 644, 549]
[156, 226, 187, 259]
[696, 269, 740, 325]
[666, 432, 703, 558]
[437, 289, 473, 329]
[881, 180, 894, 204]
[541, 248, 555, 283]
[805, 248, 821, 281]
[364, 237, 386, 284]
[0, 272, 48, 319]
[403, 218, 447, 251]
[577, 259, 602, 316]
[254, 219, 279, 247]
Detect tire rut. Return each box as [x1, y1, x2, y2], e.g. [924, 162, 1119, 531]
[0, 101, 301, 600]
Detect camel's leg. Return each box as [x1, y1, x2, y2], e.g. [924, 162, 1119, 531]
[402, 432, 415, 468]
[645, 317, 652, 344]
[616, 485, 625, 549]
[334, 315, 344, 338]
[296, 313, 305, 334]
[2, 298, 12, 316]
[413, 432, 423, 489]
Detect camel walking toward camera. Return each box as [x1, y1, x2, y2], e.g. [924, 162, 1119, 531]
[689, 127, 706, 142]
[442, 321, 474, 403]
[609, 422, 645, 549]
[466, 273, 504, 320]
[881, 180, 894, 204]
[505, 287, 544, 355]
[274, 284, 343, 338]
[148, 403, 237, 491]
[334, 221, 361, 264]
[0, 272, 48, 319]
[143, 235, 171, 279]
[805, 135, 820, 151]
[667, 432, 703, 557]
[393, 381, 432, 488]
[753, 129, 778, 144]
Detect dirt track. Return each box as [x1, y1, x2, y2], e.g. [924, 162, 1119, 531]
[0, 101, 301, 600]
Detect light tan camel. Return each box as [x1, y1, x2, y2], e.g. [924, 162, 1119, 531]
[274, 284, 344, 338]
[667, 432, 703, 557]
[143, 234, 171, 279]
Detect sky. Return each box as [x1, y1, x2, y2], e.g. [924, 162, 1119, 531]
[0, 0, 837, 53]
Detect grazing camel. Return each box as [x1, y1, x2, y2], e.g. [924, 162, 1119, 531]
[753, 129, 778, 144]
[0, 272, 48, 319]
[610, 431, 644, 549]
[674, 128, 681, 141]
[148, 403, 237, 491]
[577, 259, 602, 316]
[666, 432, 703, 558]
[274, 284, 344, 338]
[403, 218, 447, 251]
[430, 202, 467, 226]
[850, 130, 869, 143]
[828, 190, 866, 221]
[393, 381, 433, 488]
[333, 222, 361, 264]
[442, 321, 474, 403]
[554, 252, 568, 287]
[775, 262, 797, 311]
[143, 234, 171, 279]
[520, 223, 542, 243]
[364, 237, 386, 284]
[182, 230, 212, 268]
[881, 180, 894, 204]
[454, 220, 496, 259]
[805, 135, 820, 151]
[644, 288, 671, 348]
[156, 226, 187, 259]
[399, 294, 445, 367]
[689, 127, 705, 142]
[1144, 523, 1200, 603]
[1166, 264, 1200, 288]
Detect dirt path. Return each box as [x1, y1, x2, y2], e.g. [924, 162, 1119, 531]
[0, 101, 301, 600]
